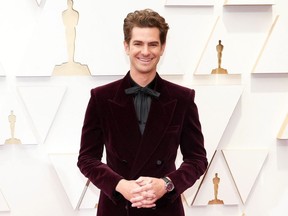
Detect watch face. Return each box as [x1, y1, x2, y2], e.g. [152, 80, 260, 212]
[162, 177, 175, 192]
[166, 182, 174, 192]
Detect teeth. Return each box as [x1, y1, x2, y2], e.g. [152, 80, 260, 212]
[139, 58, 151, 62]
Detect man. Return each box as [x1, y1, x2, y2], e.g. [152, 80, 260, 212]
[77, 9, 208, 216]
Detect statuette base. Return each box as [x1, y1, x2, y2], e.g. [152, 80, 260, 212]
[211, 67, 228, 74]
[208, 199, 224, 205]
[5, 138, 22, 144]
[53, 62, 90, 76]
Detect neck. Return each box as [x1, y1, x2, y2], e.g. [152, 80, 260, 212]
[129, 71, 156, 87]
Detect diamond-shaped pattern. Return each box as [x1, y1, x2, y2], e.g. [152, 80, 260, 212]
[0, 190, 9, 212]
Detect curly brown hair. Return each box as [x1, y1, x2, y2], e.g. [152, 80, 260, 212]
[123, 9, 169, 45]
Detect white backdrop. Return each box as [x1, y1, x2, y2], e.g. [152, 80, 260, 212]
[0, 0, 288, 216]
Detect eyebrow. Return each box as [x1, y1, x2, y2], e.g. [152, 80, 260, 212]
[132, 40, 160, 45]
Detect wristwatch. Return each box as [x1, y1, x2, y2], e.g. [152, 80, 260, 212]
[162, 177, 175, 192]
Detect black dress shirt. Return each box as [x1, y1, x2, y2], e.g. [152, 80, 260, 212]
[125, 76, 160, 134]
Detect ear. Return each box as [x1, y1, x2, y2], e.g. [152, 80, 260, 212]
[123, 41, 129, 55]
[160, 43, 166, 56]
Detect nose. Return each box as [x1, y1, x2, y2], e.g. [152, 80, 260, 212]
[141, 45, 150, 55]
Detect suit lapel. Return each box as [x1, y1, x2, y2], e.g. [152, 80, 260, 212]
[107, 73, 142, 152]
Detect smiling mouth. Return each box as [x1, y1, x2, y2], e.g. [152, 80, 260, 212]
[138, 57, 153, 63]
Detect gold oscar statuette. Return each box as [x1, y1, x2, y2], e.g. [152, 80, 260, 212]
[211, 40, 228, 74]
[5, 110, 22, 144]
[208, 173, 224, 205]
[53, 0, 90, 76]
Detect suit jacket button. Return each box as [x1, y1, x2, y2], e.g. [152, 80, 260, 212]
[122, 160, 128, 164]
[156, 160, 162, 165]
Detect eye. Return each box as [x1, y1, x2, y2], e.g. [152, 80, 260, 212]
[133, 41, 142, 46]
[149, 43, 159, 47]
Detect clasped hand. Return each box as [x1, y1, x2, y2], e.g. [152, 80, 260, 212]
[116, 176, 167, 208]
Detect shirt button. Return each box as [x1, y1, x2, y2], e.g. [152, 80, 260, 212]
[156, 160, 162, 165]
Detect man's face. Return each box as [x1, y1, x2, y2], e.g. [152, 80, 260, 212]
[124, 27, 165, 75]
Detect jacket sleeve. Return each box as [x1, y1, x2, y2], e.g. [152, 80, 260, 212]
[77, 89, 123, 204]
[166, 89, 208, 201]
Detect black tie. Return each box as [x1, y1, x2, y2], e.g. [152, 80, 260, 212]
[125, 86, 160, 134]
[125, 86, 160, 98]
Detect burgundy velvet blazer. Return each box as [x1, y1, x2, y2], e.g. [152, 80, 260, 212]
[77, 72, 207, 216]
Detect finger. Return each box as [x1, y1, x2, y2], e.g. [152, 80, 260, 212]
[131, 200, 156, 208]
[138, 204, 156, 208]
[131, 201, 146, 208]
[135, 177, 144, 184]
[131, 183, 152, 193]
[142, 191, 156, 199]
[130, 195, 144, 203]
[135, 177, 152, 185]
[132, 199, 157, 208]
[135, 177, 152, 183]
[131, 187, 142, 194]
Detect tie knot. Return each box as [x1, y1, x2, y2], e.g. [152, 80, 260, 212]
[125, 86, 160, 98]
